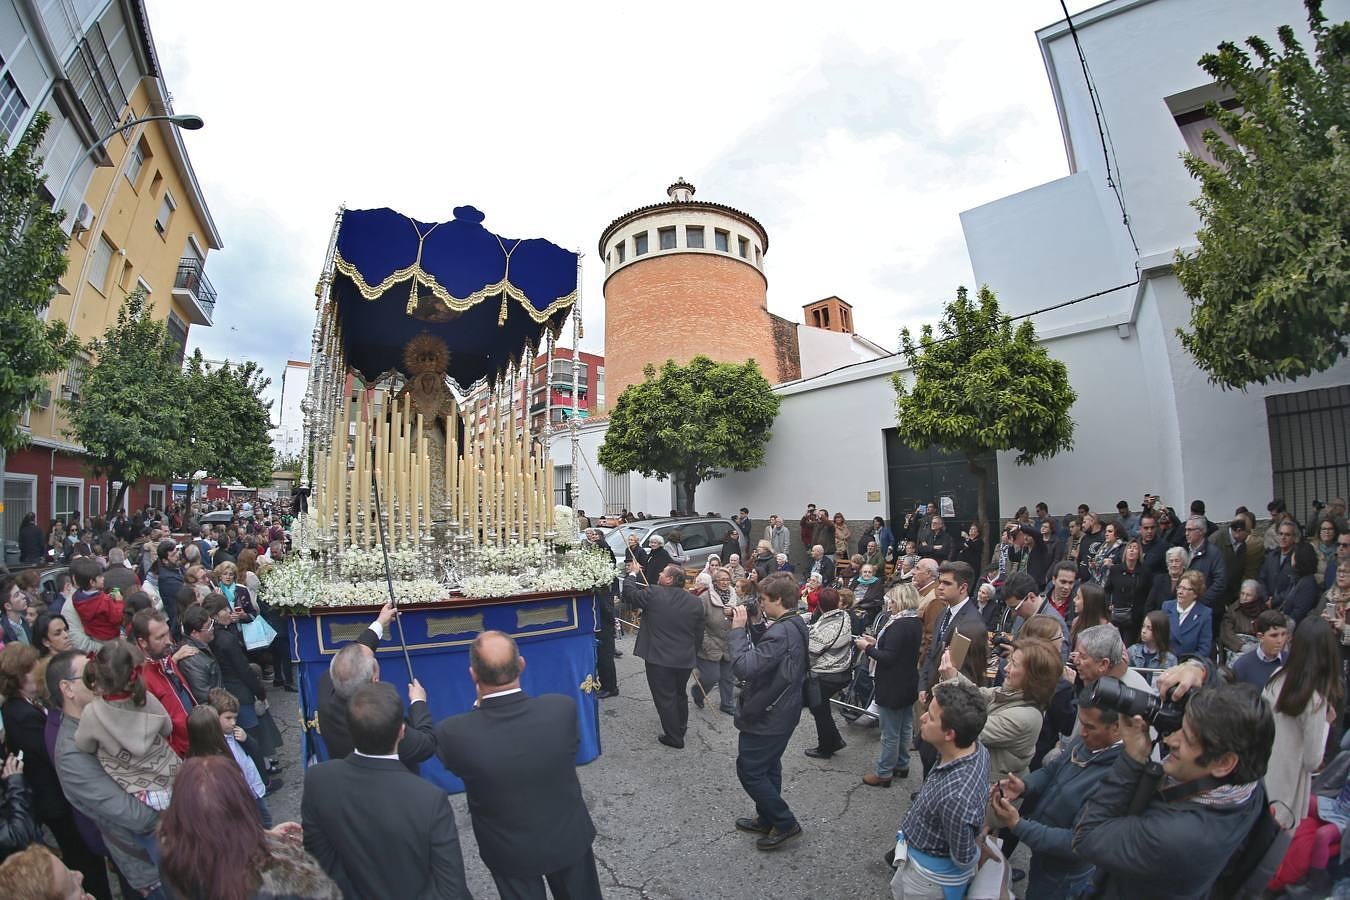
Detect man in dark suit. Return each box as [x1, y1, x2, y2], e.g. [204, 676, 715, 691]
[436, 631, 601, 900]
[1260, 518, 1299, 608]
[303, 682, 470, 899]
[316, 602, 435, 771]
[918, 561, 986, 703]
[620, 561, 704, 749]
[806, 544, 836, 585]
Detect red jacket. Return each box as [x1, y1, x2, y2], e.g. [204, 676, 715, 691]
[71, 589, 125, 641]
[140, 658, 195, 757]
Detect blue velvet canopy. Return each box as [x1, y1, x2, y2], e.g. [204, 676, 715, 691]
[331, 206, 577, 388]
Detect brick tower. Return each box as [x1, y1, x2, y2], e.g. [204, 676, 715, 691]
[600, 180, 794, 400]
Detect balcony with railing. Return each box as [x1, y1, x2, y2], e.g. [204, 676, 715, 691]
[172, 257, 217, 325]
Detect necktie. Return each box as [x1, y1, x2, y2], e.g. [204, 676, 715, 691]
[937, 609, 952, 648]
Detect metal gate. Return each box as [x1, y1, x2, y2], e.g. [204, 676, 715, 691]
[884, 428, 999, 539]
[603, 469, 630, 516]
[1267, 385, 1350, 521]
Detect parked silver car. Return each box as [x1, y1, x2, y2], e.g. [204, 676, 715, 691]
[604, 517, 741, 572]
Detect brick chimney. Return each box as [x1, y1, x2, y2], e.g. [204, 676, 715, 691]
[802, 296, 854, 334]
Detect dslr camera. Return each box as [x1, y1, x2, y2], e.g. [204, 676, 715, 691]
[1084, 675, 1188, 736]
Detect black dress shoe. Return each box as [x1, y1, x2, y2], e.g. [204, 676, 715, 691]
[596, 689, 618, 699]
[804, 747, 834, 759]
[282, 683, 298, 693]
[613, 650, 624, 658]
[735, 816, 772, 835]
[691, 691, 705, 710]
[657, 734, 684, 749]
[756, 823, 802, 851]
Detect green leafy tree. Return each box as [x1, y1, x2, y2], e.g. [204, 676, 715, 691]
[176, 350, 274, 494]
[1175, 0, 1350, 387]
[892, 286, 1075, 557]
[203, 359, 274, 488]
[64, 291, 186, 514]
[0, 111, 82, 452]
[598, 356, 781, 512]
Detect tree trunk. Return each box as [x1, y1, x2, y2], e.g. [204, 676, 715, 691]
[968, 455, 990, 570]
[110, 476, 129, 519]
[682, 472, 699, 517]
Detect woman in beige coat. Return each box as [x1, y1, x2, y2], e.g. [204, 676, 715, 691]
[940, 637, 1060, 783]
[1263, 616, 1342, 829]
[692, 567, 737, 715]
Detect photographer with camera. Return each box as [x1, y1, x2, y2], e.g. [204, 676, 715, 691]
[1072, 659, 1279, 899]
[1003, 572, 1069, 663]
[728, 573, 808, 851]
[990, 691, 1123, 899]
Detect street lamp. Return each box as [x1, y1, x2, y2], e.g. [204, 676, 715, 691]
[51, 113, 205, 217]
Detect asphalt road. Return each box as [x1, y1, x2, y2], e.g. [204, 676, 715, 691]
[266, 634, 1025, 898]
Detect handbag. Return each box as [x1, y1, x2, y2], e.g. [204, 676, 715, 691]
[241, 614, 279, 651]
[802, 672, 823, 709]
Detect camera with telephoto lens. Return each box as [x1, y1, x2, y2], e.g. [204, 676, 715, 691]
[1085, 675, 1188, 736]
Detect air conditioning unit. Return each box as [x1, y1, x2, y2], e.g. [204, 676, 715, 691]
[71, 203, 94, 235]
[34, 389, 51, 410]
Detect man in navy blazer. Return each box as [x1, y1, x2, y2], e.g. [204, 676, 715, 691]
[918, 561, 987, 700]
[435, 631, 601, 900]
[302, 681, 470, 899]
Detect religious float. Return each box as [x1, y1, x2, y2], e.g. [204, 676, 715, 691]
[263, 204, 615, 792]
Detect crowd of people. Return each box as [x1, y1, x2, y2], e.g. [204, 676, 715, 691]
[3, 489, 1349, 898]
[0, 498, 303, 898]
[593, 493, 1350, 898]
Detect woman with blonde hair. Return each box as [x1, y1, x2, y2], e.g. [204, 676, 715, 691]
[833, 512, 851, 559]
[854, 581, 923, 785]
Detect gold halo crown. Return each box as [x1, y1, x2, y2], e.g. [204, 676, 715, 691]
[403, 332, 451, 376]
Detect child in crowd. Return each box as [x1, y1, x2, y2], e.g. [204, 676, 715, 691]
[191, 696, 271, 827]
[69, 556, 125, 641]
[1126, 610, 1178, 682]
[74, 640, 180, 858]
[1230, 609, 1290, 690]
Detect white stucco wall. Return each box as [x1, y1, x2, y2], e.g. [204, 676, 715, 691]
[795, 325, 891, 380]
[1038, 0, 1350, 257]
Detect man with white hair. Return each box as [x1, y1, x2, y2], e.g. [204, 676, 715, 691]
[764, 515, 790, 556]
[1182, 514, 1227, 649]
[808, 545, 835, 585]
[102, 546, 140, 595]
[1072, 624, 1152, 695]
[316, 602, 435, 771]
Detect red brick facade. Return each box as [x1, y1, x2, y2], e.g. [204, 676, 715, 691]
[604, 253, 780, 400]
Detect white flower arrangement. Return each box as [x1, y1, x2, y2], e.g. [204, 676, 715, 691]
[474, 541, 550, 575]
[461, 548, 621, 599]
[262, 554, 448, 611]
[552, 505, 580, 548]
[459, 574, 524, 599]
[338, 546, 420, 581]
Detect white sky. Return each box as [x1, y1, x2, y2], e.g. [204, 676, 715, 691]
[148, 0, 1103, 414]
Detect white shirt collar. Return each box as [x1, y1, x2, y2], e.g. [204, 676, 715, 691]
[353, 750, 400, 761]
[474, 687, 523, 708]
[1255, 646, 1281, 664]
[947, 596, 970, 618]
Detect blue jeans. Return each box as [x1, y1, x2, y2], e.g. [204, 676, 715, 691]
[736, 730, 797, 831]
[1026, 859, 1095, 899]
[877, 703, 914, 777]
